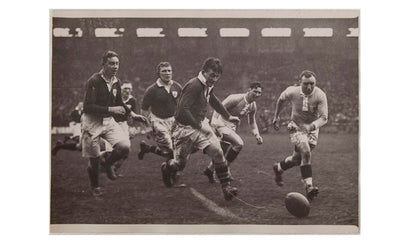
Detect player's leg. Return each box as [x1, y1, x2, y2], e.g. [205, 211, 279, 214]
[198, 121, 237, 200]
[51, 142, 78, 156]
[273, 148, 301, 186]
[223, 130, 244, 164]
[112, 121, 131, 177]
[203, 141, 238, 201]
[296, 141, 318, 200]
[203, 127, 238, 182]
[101, 120, 131, 180]
[138, 118, 174, 160]
[203, 139, 231, 183]
[82, 130, 103, 197]
[161, 124, 192, 188]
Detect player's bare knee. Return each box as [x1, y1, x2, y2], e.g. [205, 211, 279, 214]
[232, 140, 244, 152]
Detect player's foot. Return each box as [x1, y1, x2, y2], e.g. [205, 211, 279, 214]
[273, 163, 284, 186]
[305, 185, 319, 201]
[203, 168, 217, 183]
[114, 167, 124, 177]
[172, 171, 187, 188]
[222, 183, 238, 201]
[91, 187, 103, 197]
[101, 160, 117, 181]
[138, 140, 151, 160]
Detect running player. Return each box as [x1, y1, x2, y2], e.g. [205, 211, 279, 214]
[272, 70, 328, 201]
[138, 62, 182, 161]
[203, 82, 264, 183]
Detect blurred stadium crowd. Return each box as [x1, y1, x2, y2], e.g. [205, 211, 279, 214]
[52, 17, 358, 133]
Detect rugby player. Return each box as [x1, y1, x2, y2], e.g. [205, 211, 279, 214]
[52, 101, 83, 156]
[272, 70, 328, 201]
[138, 62, 182, 161]
[82, 50, 147, 197]
[203, 82, 264, 183]
[161, 57, 240, 200]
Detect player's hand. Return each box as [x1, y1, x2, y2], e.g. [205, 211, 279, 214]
[228, 115, 240, 124]
[302, 123, 316, 133]
[255, 134, 263, 145]
[108, 106, 126, 115]
[200, 125, 213, 137]
[272, 117, 280, 131]
[131, 112, 149, 125]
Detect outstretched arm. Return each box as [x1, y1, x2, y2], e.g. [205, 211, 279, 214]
[272, 96, 286, 131]
[248, 103, 262, 144]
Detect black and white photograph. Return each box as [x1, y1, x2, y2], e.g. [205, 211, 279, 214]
[49, 9, 359, 234]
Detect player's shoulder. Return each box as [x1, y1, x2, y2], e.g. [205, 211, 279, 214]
[172, 80, 183, 89]
[144, 83, 158, 92]
[314, 87, 327, 98]
[226, 93, 244, 100]
[86, 73, 101, 84]
[183, 77, 202, 90]
[284, 86, 300, 94]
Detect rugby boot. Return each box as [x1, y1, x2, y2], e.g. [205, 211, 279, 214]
[203, 168, 217, 183]
[138, 140, 151, 160]
[222, 183, 238, 201]
[273, 163, 284, 186]
[305, 185, 319, 201]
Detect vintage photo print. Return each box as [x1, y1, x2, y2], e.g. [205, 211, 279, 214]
[50, 9, 359, 234]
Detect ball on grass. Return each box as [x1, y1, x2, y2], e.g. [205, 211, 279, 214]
[285, 192, 310, 218]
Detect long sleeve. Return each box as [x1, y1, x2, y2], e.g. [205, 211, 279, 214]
[176, 82, 202, 129]
[312, 92, 328, 129]
[83, 78, 109, 115]
[209, 93, 230, 120]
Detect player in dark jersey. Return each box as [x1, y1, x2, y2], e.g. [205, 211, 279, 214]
[161, 57, 240, 200]
[100, 82, 139, 177]
[51, 102, 83, 156]
[82, 50, 147, 197]
[138, 62, 182, 161]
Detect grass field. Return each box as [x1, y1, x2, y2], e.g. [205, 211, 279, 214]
[50, 132, 358, 226]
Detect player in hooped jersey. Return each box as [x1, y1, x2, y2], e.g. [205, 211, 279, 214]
[272, 70, 328, 200]
[203, 82, 264, 182]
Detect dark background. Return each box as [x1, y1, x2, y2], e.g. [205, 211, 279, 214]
[51, 17, 358, 130]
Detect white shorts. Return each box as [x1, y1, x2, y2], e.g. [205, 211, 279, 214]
[172, 118, 221, 165]
[81, 114, 130, 158]
[69, 122, 82, 137]
[150, 113, 174, 151]
[288, 121, 319, 147]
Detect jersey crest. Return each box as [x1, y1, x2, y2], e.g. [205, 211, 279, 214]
[172, 91, 178, 98]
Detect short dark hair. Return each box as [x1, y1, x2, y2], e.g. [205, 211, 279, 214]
[156, 62, 172, 74]
[202, 57, 223, 74]
[249, 81, 263, 90]
[101, 50, 119, 66]
[299, 70, 317, 80]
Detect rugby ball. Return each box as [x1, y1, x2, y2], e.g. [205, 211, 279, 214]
[285, 192, 310, 218]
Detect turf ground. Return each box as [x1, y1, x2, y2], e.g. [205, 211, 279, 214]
[50, 132, 358, 226]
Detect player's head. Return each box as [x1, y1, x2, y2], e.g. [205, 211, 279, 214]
[299, 70, 316, 95]
[247, 81, 263, 102]
[101, 50, 119, 77]
[121, 82, 133, 97]
[157, 62, 173, 83]
[201, 57, 223, 87]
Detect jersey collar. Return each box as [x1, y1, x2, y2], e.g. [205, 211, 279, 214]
[156, 78, 173, 88]
[99, 69, 118, 85]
